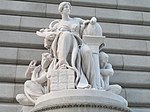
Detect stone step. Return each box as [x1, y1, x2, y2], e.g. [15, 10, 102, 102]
[0, 103, 22, 112]
[131, 108, 150, 112]
[0, 63, 150, 89]
[1, 1, 150, 25]
[0, 30, 149, 55]
[1, 14, 150, 40]
[0, 30, 44, 49]
[12, 0, 150, 12]
[111, 70, 150, 88]
[0, 47, 150, 71]
[0, 82, 150, 108]
[0, 47, 46, 64]
[125, 88, 150, 107]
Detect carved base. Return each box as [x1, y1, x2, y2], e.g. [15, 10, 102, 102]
[31, 90, 132, 112]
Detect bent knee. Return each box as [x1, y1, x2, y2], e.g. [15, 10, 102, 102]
[80, 45, 92, 55]
[24, 80, 32, 87]
[61, 31, 72, 37]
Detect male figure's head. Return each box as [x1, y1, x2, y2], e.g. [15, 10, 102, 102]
[99, 52, 109, 68]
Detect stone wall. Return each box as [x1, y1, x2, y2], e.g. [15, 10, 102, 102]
[0, 0, 150, 112]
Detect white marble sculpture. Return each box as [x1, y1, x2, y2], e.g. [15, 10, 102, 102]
[16, 2, 126, 110]
[99, 52, 122, 94]
[16, 53, 52, 106]
[36, 2, 104, 89]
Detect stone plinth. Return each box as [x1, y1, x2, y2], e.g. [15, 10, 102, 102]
[31, 90, 132, 112]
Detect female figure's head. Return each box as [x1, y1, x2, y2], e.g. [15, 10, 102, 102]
[58, 2, 71, 15]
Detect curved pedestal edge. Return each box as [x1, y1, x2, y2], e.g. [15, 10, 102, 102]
[31, 102, 132, 112]
[31, 90, 132, 112]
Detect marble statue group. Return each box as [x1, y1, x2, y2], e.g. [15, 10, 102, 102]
[16, 2, 122, 107]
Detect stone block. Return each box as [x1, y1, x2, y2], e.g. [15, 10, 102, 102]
[0, 1, 46, 16]
[20, 16, 53, 31]
[15, 65, 28, 83]
[132, 108, 150, 112]
[0, 64, 16, 82]
[96, 8, 142, 24]
[119, 24, 150, 39]
[51, 76, 59, 84]
[0, 15, 20, 30]
[143, 12, 150, 25]
[123, 55, 150, 71]
[71, 0, 117, 8]
[47, 4, 96, 18]
[71, 6, 95, 18]
[110, 70, 150, 88]
[17, 48, 46, 64]
[0, 30, 43, 49]
[100, 22, 120, 37]
[50, 69, 75, 91]
[68, 75, 75, 83]
[0, 103, 22, 112]
[0, 83, 14, 102]
[108, 54, 123, 69]
[14, 84, 24, 97]
[46, 4, 59, 17]
[68, 83, 75, 89]
[126, 88, 150, 105]
[119, 89, 126, 99]
[0, 47, 17, 64]
[58, 83, 67, 90]
[59, 76, 68, 83]
[50, 84, 58, 91]
[105, 38, 147, 55]
[146, 41, 150, 55]
[118, 0, 150, 11]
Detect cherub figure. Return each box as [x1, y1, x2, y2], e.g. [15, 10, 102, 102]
[99, 52, 122, 94]
[16, 53, 52, 106]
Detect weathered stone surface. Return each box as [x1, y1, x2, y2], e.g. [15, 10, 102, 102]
[105, 38, 147, 55]
[126, 88, 150, 105]
[0, 103, 22, 112]
[0, 1, 46, 16]
[71, 6, 95, 18]
[0, 83, 14, 102]
[20, 16, 53, 31]
[123, 55, 150, 71]
[146, 41, 150, 55]
[0, 47, 17, 64]
[111, 70, 150, 88]
[119, 24, 150, 39]
[16, 65, 28, 82]
[96, 8, 142, 24]
[132, 108, 150, 112]
[50, 69, 75, 91]
[14, 84, 24, 98]
[0, 30, 43, 48]
[108, 54, 123, 69]
[71, 0, 117, 8]
[33, 90, 129, 112]
[100, 23, 120, 37]
[0, 15, 20, 30]
[118, 0, 150, 11]
[0, 64, 16, 83]
[17, 48, 46, 64]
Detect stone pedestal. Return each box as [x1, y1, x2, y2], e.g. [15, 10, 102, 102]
[31, 90, 132, 112]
